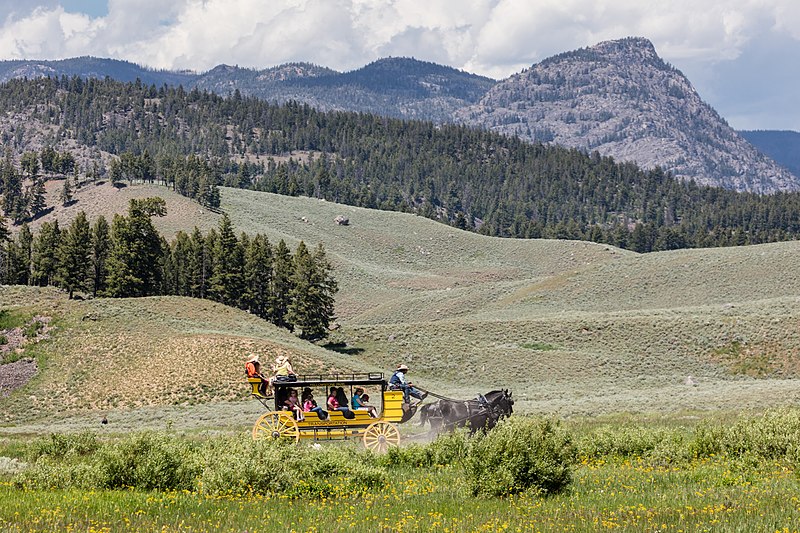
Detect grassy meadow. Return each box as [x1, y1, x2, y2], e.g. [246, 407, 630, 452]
[3, 413, 800, 532]
[4, 183, 800, 530]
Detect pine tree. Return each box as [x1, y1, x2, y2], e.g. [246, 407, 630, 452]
[188, 227, 207, 298]
[311, 242, 338, 334]
[6, 224, 33, 284]
[28, 179, 47, 219]
[20, 151, 40, 179]
[242, 233, 272, 318]
[169, 231, 193, 296]
[286, 242, 338, 341]
[208, 214, 243, 306]
[60, 176, 74, 206]
[2, 149, 26, 223]
[91, 216, 110, 296]
[286, 241, 315, 338]
[39, 146, 58, 176]
[57, 211, 92, 298]
[105, 198, 167, 297]
[270, 239, 293, 329]
[30, 220, 61, 286]
[0, 215, 9, 283]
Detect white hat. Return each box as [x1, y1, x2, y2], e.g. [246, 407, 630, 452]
[246, 354, 259, 363]
[397, 364, 409, 371]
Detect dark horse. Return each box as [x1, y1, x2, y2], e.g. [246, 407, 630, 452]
[419, 389, 513, 434]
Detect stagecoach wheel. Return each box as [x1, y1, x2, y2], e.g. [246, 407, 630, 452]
[252, 411, 300, 442]
[362, 421, 400, 453]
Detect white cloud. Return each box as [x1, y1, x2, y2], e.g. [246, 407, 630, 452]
[0, 0, 798, 128]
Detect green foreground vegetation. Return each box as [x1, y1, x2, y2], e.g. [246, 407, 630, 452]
[3, 412, 800, 532]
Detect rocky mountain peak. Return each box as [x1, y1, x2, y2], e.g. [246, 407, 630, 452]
[455, 38, 799, 193]
[593, 36, 659, 60]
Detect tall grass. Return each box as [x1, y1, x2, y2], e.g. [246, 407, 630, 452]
[5, 411, 800, 531]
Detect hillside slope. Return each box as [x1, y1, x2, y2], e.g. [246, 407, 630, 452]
[7, 184, 800, 419]
[0, 286, 360, 424]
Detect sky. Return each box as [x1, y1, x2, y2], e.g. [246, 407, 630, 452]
[0, 0, 798, 131]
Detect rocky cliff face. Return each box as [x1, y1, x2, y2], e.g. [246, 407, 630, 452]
[454, 37, 799, 193]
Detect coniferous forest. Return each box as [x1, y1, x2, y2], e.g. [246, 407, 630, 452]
[0, 198, 338, 341]
[0, 75, 800, 252]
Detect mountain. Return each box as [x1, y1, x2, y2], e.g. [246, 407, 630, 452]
[192, 57, 495, 121]
[739, 130, 800, 177]
[0, 47, 794, 193]
[454, 37, 799, 193]
[0, 56, 195, 87]
[4, 76, 800, 252]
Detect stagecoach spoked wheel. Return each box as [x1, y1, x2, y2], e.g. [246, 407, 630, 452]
[362, 421, 400, 453]
[252, 411, 300, 442]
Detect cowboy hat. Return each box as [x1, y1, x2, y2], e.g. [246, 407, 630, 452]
[397, 364, 409, 371]
[246, 354, 259, 363]
[275, 355, 288, 364]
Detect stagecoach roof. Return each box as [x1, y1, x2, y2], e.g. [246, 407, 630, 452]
[273, 373, 387, 387]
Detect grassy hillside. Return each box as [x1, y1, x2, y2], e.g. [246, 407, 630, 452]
[4, 182, 800, 424]
[0, 286, 361, 426]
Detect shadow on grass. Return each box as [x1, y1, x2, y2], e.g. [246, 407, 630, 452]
[322, 342, 364, 356]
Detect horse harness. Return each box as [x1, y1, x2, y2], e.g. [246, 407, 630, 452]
[420, 389, 508, 430]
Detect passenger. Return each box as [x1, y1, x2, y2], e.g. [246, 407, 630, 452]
[335, 387, 349, 409]
[352, 388, 377, 418]
[272, 355, 297, 383]
[389, 364, 427, 404]
[283, 388, 305, 421]
[327, 387, 353, 418]
[244, 354, 270, 396]
[301, 388, 328, 420]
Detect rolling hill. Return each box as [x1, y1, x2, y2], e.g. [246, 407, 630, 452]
[3, 183, 800, 429]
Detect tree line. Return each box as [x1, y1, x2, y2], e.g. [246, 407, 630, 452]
[1, 75, 800, 252]
[0, 198, 338, 341]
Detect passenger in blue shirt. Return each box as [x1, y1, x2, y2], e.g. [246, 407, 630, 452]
[352, 387, 377, 417]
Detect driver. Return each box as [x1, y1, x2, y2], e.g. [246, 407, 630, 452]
[388, 364, 427, 404]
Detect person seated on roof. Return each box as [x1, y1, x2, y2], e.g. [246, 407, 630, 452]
[284, 388, 305, 421]
[244, 354, 270, 396]
[272, 354, 297, 383]
[352, 388, 377, 418]
[301, 387, 328, 420]
[389, 364, 427, 404]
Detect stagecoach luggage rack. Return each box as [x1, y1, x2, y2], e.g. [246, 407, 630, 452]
[283, 372, 385, 385]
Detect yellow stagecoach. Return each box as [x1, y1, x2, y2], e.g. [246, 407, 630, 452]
[247, 373, 416, 453]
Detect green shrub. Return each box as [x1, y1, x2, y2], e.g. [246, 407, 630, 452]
[688, 422, 726, 458]
[96, 432, 199, 491]
[197, 438, 386, 497]
[15, 459, 101, 490]
[722, 409, 800, 460]
[196, 438, 295, 495]
[380, 431, 470, 468]
[0, 309, 26, 330]
[466, 417, 573, 497]
[22, 320, 43, 339]
[577, 425, 675, 459]
[28, 432, 100, 462]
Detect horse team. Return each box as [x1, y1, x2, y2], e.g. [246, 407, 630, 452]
[418, 389, 514, 434]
